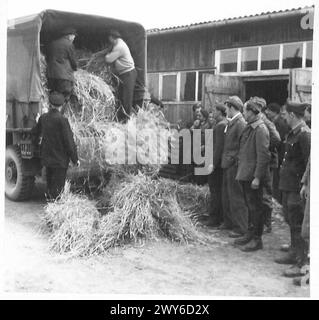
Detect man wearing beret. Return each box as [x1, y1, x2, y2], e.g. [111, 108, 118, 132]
[220, 96, 248, 237]
[31, 92, 80, 200]
[46, 27, 78, 102]
[275, 101, 311, 278]
[234, 99, 271, 251]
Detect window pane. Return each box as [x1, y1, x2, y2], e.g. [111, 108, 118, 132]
[162, 74, 177, 101]
[180, 72, 196, 101]
[261, 45, 280, 70]
[147, 73, 159, 98]
[220, 49, 237, 72]
[306, 42, 312, 67]
[283, 43, 303, 69]
[197, 72, 205, 101]
[241, 47, 258, 71]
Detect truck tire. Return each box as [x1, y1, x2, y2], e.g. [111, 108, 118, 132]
[5, 145, 35, 201]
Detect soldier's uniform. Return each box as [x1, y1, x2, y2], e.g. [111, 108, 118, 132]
[278, 103, 310, 272]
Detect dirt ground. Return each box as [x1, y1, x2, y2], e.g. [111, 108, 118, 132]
[4, 182, 309, 297]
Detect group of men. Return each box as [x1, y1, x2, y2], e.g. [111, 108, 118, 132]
[194, 96, 311, 284]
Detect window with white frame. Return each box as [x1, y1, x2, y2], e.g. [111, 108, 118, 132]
[180, 71, 196, 101]
[282, 42, 303, 69]
[219, 49, 237, 73]
[261, 44, 280, 70]
[162, 74, 177, 101]
[241, 47, 258, 71]
[147, 70, 212, 102]
[216, 41, 313, 73]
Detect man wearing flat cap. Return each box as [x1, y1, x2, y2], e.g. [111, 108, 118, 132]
[46, 27, 78, 102]
[220, 96, 248, 237]
[275, 101, 311, 278]
[234, 99, 271, 251]
[31, 91, 79, 200]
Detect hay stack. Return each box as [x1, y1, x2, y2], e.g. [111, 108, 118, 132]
[43, 177, 208, 257]
[43, 182, 100, 256]
[94, 173, 207, 252]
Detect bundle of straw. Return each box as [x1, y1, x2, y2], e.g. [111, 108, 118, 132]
[174, 183, 209, 219]
[43, 182, 100, 256]
[71, 69, 116, 123]
[43, 175, 208, 256]
[84, 48, 118, 88]
[94, 173, 207, 252]
[68, 106, 173, 176]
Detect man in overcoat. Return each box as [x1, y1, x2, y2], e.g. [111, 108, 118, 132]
[275, 101, 311, 278]
[31, 92, 79, 200]
[46, 27, 78, 101]
[235, 99, 271, 251]
[265, 102, 290, 204]
[220, 96, 248, 236]
[207, 104, 228, 227]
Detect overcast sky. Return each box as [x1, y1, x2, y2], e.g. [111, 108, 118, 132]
[6, 0, 315, 29]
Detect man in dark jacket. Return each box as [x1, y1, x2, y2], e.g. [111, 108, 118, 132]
[31, 92, 79, 200]
[220, 96, 248, 237]
[275, 101, 311, 278]
[265, 102, 290, 204]
[253, 97, 281, 233]
[234, 99, 271, 251]
[46, 27, 78, 101]
[207, 104, 227, 227]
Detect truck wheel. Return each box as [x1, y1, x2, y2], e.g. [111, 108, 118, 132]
[5, 146, 35, 201]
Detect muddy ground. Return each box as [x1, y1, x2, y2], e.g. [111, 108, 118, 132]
[4, 182, 309, 297]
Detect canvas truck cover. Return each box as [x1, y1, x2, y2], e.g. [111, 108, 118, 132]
[7, 9, 147, 103]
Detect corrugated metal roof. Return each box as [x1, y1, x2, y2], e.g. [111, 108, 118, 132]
[147, 5, 314, 34]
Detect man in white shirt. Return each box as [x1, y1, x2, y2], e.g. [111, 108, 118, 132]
[105, 30, 137, 122]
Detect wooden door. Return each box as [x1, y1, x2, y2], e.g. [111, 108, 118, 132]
[202, 74, 244, 110]
[289, 69, 312, 103]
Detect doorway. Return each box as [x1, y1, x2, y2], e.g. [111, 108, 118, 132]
[245, 79, 289, 106]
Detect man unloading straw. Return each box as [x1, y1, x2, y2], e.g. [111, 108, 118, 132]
[46, 27, 78, 104]
[104, 30, 137, 122]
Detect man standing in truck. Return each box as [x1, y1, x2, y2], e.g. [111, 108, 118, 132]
[104, 29, 137, 122]
[46, 27, 78, 103]
[31, 92, 80, 200]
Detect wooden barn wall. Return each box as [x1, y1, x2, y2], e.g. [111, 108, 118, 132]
[147, 14, 313, 72]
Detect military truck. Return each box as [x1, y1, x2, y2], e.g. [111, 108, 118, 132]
[6, 9, 147, 201]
